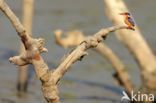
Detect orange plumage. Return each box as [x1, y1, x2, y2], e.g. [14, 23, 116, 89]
[119, 12, 135, 30]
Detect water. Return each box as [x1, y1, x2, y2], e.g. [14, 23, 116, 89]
[0, 0, 155, 103]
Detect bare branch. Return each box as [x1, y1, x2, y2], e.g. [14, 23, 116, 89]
[53, 25, 130, 84]
[0, 1, 57, 102]
[0, 0, 26, 37]
[54, 30, 85, 48]
[54, 29, 134, 94]
[0, 0, 131, 102]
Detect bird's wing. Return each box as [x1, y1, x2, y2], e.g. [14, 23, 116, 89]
[128, 17, 135, 26]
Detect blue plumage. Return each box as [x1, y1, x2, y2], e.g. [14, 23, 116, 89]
[128, 17, 135, 26]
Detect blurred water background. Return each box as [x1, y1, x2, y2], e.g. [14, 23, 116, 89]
[0, 0, 155, 103]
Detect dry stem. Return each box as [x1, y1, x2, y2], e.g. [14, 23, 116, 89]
[54, 29, 134, 94]
[0, 0, 131, 102]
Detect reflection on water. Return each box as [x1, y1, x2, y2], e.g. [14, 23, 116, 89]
[0, 0, 156, 103]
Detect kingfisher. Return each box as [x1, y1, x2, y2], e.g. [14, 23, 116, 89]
[119, 12, 135, 30]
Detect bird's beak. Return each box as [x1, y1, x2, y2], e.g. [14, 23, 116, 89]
[119, 13, 125, 15]
[119, 12, 130, 15]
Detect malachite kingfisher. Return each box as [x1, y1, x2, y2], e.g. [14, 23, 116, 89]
[119, 12, 135, 30]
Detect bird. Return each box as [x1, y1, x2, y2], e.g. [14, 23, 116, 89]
[119, 12, 135, 30]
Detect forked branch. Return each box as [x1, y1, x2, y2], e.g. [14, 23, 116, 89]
[0, 0, 132, 102]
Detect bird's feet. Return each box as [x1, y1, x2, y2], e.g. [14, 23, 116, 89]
[127, 26, 135, 31]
